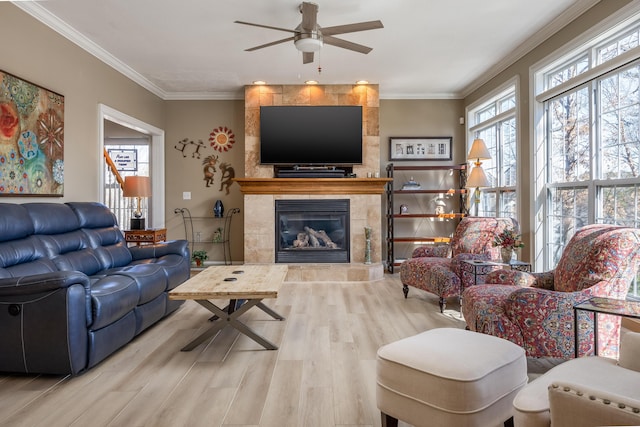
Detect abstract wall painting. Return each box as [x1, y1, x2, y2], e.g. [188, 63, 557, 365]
[0, 70, 64, 196]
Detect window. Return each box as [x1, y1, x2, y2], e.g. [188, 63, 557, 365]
[467, 84, 518, 219]
[535, 10, 640, 296]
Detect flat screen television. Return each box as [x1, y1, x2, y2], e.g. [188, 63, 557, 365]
[260, 105, 363, 166]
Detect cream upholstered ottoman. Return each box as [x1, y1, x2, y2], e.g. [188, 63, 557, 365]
[376, 328, 528, 427]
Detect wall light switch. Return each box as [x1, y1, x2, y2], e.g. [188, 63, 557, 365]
[183, 191, 191, 200]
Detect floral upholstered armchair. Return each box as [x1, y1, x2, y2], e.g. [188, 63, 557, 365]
[400, 217, 519, 312]
[462, 224, 640, 359]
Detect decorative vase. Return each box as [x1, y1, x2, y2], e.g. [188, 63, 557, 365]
[213, 199, 224, 218]
[501, 247, 513, 263]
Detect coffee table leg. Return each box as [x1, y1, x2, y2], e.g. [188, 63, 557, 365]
[256, 301, 285, 320]
[182, 301, 229, 351]
[182, 299, 281, 351]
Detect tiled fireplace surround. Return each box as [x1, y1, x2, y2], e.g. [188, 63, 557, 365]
[239, 84, 385, 282]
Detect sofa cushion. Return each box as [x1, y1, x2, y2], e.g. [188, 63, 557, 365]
[619, 331, 640, 372]
[24, 203, 80, 235]
[104, 264, 168, 305]
[0, 204, 33, 242]
[0, 236, 58, 276]
[89, 275, 139, 330]
[66, 202, 118, 228]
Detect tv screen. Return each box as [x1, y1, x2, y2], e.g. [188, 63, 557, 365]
[260, 105, 363, 166]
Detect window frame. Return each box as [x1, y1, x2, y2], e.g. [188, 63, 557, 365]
[466, 78, 520, 220]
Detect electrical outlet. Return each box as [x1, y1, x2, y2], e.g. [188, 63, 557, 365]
[183, 191, 191, 200]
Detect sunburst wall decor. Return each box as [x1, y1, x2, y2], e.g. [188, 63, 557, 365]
[209, 126, 235, 152]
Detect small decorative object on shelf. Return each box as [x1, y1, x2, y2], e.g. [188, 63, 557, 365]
[191, 250, 208, 267]
[493, 228, 524, 263]
[434, 194, 446, 215]
[401, 177, 421, 190]
[400, 204, 409, 215]
[213, 199, 224, 218]
[364, 226, 372, 265]
[212, 227, 224, 243]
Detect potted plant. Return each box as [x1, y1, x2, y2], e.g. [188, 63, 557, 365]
[191, 250, 208, 267]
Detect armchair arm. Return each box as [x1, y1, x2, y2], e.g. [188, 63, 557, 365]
[503, 287, 593, 358]
[484, 269, 537, 287]
[411, 244, 450, 258]
[549, 382, 640, 427]
[482, 269, 555, 289]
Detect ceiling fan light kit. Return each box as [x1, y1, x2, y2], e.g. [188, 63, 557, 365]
[294, 35, 323, 52]
[236, 2, 383, 64]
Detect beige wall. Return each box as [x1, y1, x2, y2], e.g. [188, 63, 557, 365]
[463, 0, 635, 260]
[163, 100, 245, 263]
[379, 99, 466, 167]
[1, 4, 165, 203]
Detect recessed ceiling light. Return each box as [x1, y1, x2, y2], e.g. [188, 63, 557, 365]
[356, 80, 369, 85]
[305, 80, 318, 85]
[252, 80, 266, 85]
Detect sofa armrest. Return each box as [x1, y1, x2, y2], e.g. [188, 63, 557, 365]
[549, 381, 640, 426]
[0, 271, 92, 375]
[0, 270, 91, 296]
[128, 239, 189, 261]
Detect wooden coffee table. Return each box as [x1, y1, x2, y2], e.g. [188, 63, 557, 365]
[169, 264, 288, 351]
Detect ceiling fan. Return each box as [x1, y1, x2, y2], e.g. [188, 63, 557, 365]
[235, 2, 383, 64]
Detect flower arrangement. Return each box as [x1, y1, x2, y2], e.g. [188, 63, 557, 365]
[493, 228, 524, 250]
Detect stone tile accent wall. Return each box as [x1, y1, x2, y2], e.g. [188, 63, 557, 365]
[242, 84, 383, 281]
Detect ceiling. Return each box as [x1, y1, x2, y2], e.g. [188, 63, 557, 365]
[15, 0, 597, 100]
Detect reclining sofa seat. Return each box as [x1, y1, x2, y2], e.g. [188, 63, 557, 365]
[0, 202, 190, 375]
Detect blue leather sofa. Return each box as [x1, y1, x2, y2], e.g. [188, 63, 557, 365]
[0, 202, 190, 375]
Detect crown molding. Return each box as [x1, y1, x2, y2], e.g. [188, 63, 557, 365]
[13, 2, 169, 99]
[460, 0, 600, 98]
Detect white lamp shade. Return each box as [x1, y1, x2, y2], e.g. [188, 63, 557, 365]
[467, 165, 491, 188]
[468, 138, 491, 161]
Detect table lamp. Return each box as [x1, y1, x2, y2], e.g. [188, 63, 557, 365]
[467, 138, 491, 216]
[123, 175, 151, 230]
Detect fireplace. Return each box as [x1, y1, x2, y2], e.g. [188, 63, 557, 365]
[275, 199, 350, 263]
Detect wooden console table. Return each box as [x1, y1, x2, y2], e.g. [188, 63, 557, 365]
[124, 228, 167, 245]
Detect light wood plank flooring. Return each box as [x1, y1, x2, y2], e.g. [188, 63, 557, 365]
[0, 274, 468, 427]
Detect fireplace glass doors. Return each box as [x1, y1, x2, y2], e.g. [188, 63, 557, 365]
[275, 199, 350, 263]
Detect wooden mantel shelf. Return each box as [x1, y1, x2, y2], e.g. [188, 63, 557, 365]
[234, 178, 392, 195]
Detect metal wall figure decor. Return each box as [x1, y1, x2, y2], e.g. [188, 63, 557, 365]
[0, 70, 64, 196]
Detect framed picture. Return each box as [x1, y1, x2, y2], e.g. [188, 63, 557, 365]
[108, 149, 138, 171]
[390, 137, 452, 161]
[0, 70, 65, 196]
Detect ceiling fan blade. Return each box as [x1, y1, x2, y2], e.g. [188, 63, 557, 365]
[234, 20, 297, 34]
[300, 2, 319, 30]
[323, 35, 373, 54]
[245, 36, 296, 52]
[321, 20, 384, 36]
[302, 52, 314, 64]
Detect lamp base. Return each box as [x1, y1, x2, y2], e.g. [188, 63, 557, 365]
[130, 218, 145, 230]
